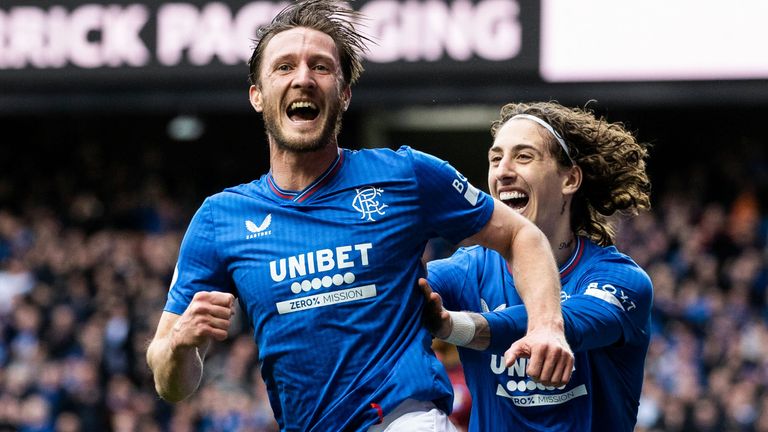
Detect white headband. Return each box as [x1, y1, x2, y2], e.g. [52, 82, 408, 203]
[510, 114, 573, 162]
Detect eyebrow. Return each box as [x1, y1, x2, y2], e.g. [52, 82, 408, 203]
[269, 52, 337, 67]
[488, 143, 541, 157]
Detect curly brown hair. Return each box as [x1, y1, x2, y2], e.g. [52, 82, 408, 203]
[490, 101, 651, 246]
[247, 0, 370, 87]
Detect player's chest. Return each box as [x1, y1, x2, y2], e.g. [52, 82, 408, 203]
[220, 189, 424, 284]
[479, 265, 582, 311]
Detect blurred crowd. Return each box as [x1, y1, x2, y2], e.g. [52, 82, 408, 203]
[1, 129, 767, 431]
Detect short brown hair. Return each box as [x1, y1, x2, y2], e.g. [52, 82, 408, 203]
[491, 101, 652, 246]
[247, 0, 370, 87]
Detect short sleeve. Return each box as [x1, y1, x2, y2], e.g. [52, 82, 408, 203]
[404, 147, 494, 244]
[164, 198, 231, 315]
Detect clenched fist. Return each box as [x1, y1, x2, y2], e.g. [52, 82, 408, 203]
[171, 291, 235, 351]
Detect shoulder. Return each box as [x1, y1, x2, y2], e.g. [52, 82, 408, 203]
[455, 245, 497, 262]
[579, 240, 648, 276]
[576, 240, 653, 309]
[188, 179, 271, 226]
[220, 177, 265, 198]
[345, 146, 438, 165]
[427, 246, 496, 280]
[588, 243, 651, 286]
[343, 146, 453, 185]
[429, 245, 487, 264]
[202, 177, 268, 205]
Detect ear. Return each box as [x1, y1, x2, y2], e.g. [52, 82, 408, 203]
[249, 85, 263, 112]
[562, 164, 582, 196]
[342, 86, 351, 111]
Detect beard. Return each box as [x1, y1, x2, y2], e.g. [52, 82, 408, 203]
[262, 94, 344, 153]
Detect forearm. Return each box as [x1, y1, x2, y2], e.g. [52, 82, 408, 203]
[445, 309, 525, 352]
[480, 299, 626, 352]
[146, 337, 208, 402]
[507, 224, 563, 332]
[482, 305, 528, 352]
[443, 311, 492, 351]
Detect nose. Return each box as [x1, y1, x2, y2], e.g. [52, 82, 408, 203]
[292, 63, 316, 89]
[494, 156, 517, 183]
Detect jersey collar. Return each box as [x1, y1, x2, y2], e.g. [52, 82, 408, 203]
[504, 236, 584, 280]
[559, 236, 584, 278]
[266, 149, 345, 203]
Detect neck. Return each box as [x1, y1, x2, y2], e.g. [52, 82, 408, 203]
[552, 233, 577, 267]
[269, 140, 339, 191]
[544, 217, 577, 268]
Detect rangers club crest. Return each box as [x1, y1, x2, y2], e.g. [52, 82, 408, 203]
[352, 187, 388, 221]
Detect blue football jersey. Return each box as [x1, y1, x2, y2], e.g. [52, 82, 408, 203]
[427, 237, 653, 432]
[164, 146, 494, 431]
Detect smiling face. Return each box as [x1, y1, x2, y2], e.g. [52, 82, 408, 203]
[249, 27, 350, 153]
[488, 118, 580, 236]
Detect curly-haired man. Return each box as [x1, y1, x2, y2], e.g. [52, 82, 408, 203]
[423, 101, 653, 431]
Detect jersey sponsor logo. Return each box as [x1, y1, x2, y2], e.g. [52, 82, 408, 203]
[275, 284, 377, 314]
[245, 214, 272, 239]
[451, 171, 480, 206]
[490, 355, 568, 382]
[269, 243, 376, 313]
[269, 243, 373, 284]
[495, 383, 588, 407]
[490, 354, 580, 405]
[352, 186, 388, 221]
[584, 282, 637, 311]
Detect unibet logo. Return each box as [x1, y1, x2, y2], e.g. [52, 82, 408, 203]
[269, 243, 373, 282]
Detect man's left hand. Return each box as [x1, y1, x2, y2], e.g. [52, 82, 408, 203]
[504, 328, 573, 387]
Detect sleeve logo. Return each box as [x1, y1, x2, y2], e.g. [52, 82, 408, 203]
[452, 171, 479, 206]
[584, 282, 637, 311]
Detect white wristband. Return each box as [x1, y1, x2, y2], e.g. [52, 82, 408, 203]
[443, 311, 476, 346]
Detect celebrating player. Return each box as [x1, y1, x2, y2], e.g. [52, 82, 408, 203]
[423, 101, 653, 431]
[146, 2, 572, 431]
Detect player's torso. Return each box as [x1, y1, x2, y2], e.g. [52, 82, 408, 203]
[208, 150, 438, 429]
[459, 245, 594, 431]
[215, 153, 427, 349]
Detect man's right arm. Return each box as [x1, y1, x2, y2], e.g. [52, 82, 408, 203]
[458, 200, 573, 386]
[146, 291, 234, 402]
[422, 273, 651, 364]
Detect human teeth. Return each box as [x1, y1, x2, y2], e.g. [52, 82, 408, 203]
[499, 191, 527, 200]
[290, 101, 317, 110]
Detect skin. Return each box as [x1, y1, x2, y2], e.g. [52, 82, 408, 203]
[249, 27, 350, 191]
[147, 29, 574, 402]
[147, 27, 350, 402]
[422, 118, 581, 383]
[488, 119, 582, 265]
[146, 291, 235, 402]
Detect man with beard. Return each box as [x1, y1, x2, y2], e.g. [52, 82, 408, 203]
[146, 2, 572, 431]
[422, 101, 653, 431]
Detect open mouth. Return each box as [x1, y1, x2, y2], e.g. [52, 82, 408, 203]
[287, 101, 320, 122]
[499, 190, 529, 211]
